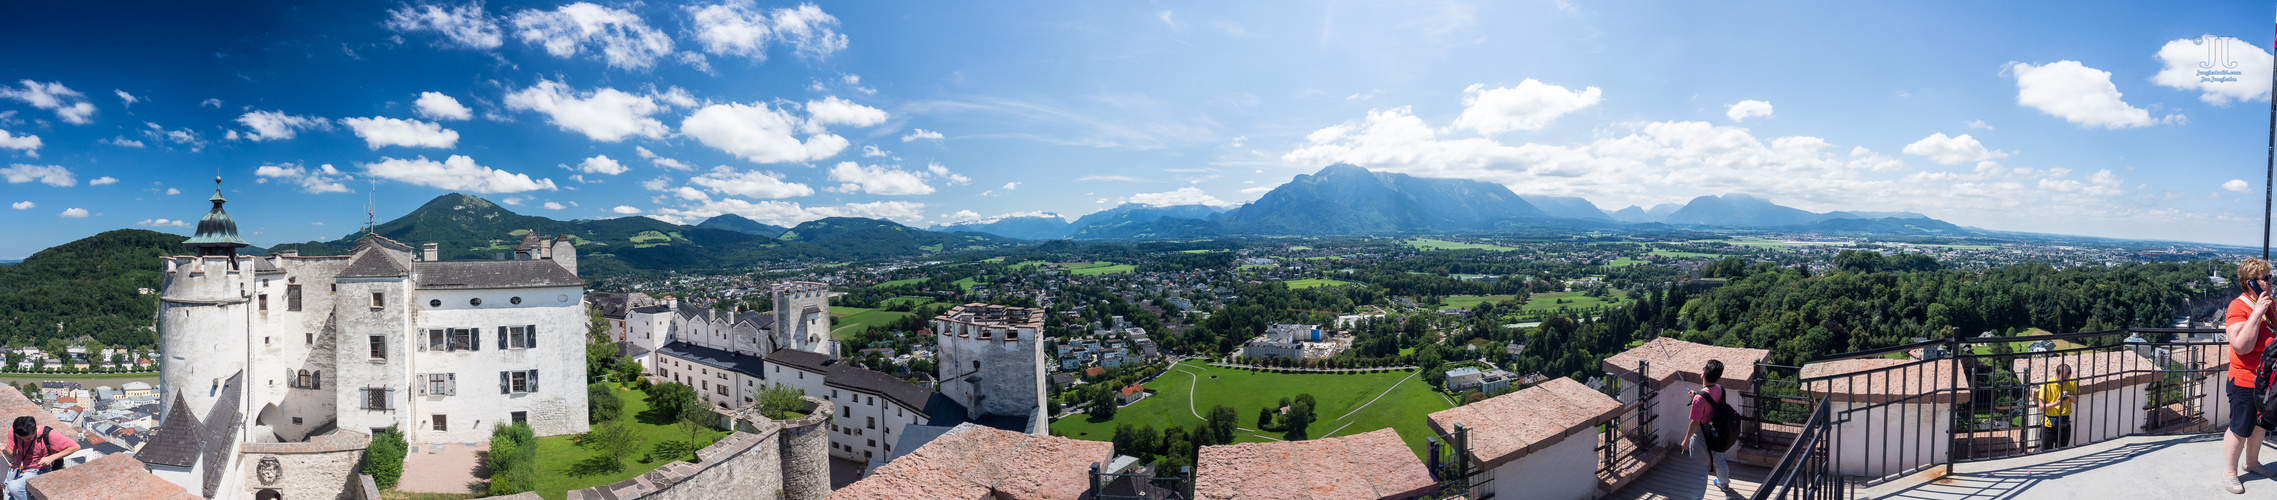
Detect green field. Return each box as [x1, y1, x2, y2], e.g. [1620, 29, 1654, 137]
[1440, 295, 1517, 310]
[1287, 246, 1314, 251]
[830, 307, 914, 338]
[1405, 238, 1516, 251]
[628, 231, 675, 248]
[1281, 278, 1353, 290]
[1649, 249, 1722, 258]
[1178, 249, 1217, 254]
[1519, 290, 1628, 311]
[953, 277, 979, 291]
[1237, 264, 1278, 270]
[876, 278, 927, 288]
[1066, 262, 1136, 276]
[1049, 360, 1452, 458]
[982, 257, 1007, 263]
[879, 297, 935, 308]
[1008, 260, 1050, 270]
[532, 383, 732, 500]
[1608, 257, 1644, 267]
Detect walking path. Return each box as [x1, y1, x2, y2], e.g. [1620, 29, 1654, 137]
[398, 441, 487, 494]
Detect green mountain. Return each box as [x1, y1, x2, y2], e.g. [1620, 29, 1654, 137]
[1220, 163, 1551, 234]
[0, 229, 189, 349]
[696, 213, 788, 237]
[778, 217, 1023, 260]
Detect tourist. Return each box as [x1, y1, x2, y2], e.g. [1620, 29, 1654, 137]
[2037, 363, 2076, 451]
[2224, 258, 2277, 494]
[3, 416, 79, 498]
[1681, 359, 1733, 491]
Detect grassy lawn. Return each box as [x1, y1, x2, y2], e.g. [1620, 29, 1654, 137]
[1068, 262, 1136, 276]
[1648, 249, 1721, 258]
[830, 307, 914, 339]
[1049, 360, 1451, 458]
[1237, 264, 1277, 270]
[1008, 260, 1050, 270]
[531, 384, 732, 500]
[952, 277, 979, 290]
[1178, 249, 1217, 254]
[878, 296, 934, 308]
[1440, 295, 1517, 310]
[876, 278, 926, 288]
[1281, 278, 1353, 290]
[1520, 290, 1628, 312]
[982, 257, 1007, 263]
[1287, 246, 1314, 251]
[1607, 257, 1644, 267]
[1405, 238, 1516, 251]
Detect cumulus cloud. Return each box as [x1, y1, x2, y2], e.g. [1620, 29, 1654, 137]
[611, 205, 642, 214]
[826, 162, 934, 195]
[900, 129, 943, 142]
[340, 117, 459, 149]
[136, 218, 192, 228]
[99, 136, 141, 148]
[542, 201, 567, 210]
[680, 101, 849, 163]
[114, 90, 139, 108]
[58, 208, 88, 218]
[141, 122, 204, 150]
[166, 187, 180, 195]
[649, 199, 923, 226]
[691, 2, 849, 62]
[689, 166, 815, 198]
[504, 79, 675, 141]
[575, 155, 627, 175]
[508, 2, 675, 70]
[1449, 80, 1602, 134]
[89, 176, 117, 185]
[1001, 182, 1019, 190]
[1901, 133, 2008, 165]
[1, 164, 74, 186]
[634, 146, 693, 170]
[1128, 187, 1232, 207]
[927, 162, 970, 185]
[0, 130, 40, 155]
[805, 96, 887, 127]
[386, 2, 505, 49]
[9, 201, 29, 209]
[255, 163, 355, 194]
[363, 155, 558, 193]
[415, 92, 475, 120]
[1726, 100, 1774, 122]
[0, 80, 97, 124]
[234, 110, 330, 141]
[2008, 60, 2181, 129]
[1966, 120, 1994, 130]
[2153, 36, 2274, 106]
[2227, 179, 2253, 193]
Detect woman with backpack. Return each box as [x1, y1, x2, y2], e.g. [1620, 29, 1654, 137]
[1681, 359, 1734, 491]
[3, 415, 78, 499]
[2224, 258, 2277, 494]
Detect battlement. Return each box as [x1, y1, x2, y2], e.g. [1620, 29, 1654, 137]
[932, 303, 1045, 342]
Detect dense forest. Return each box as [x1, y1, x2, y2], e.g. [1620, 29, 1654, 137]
[0, 229, 188, 349]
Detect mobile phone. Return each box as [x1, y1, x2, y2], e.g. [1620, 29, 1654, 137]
[2255, 280, 2267, 296]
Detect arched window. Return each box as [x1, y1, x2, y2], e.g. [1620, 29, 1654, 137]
[297, 370, 310, 389]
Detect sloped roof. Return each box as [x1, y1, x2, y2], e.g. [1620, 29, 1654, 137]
[826, 364, 934, 414]
[25, 454, 197, 500]
[336, 250, 409, 278]
[832, 423, 1112, 500]
[136, 393, 202, 468]
[200, 371, 244, 498]
[766, 348, 834, 375]
[412, 260, 582, 289]
[352, 233, 413, 252]
[1193, 428, 1435, 500]
[656, 341, 765, 379]
[1601, 337, 1768, 391]
[1426, 377, 1623, 469]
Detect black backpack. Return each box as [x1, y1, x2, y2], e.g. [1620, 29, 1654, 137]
[1697, 386, 1741, 453]
[2258, 341, 2277, 428]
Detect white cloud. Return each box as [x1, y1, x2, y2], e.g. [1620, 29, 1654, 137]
[255, 163, 354, 194]
[680, 101, 849, 163]
[826, 162, 935, 195]
[688, 0, 773, 60]
[89, 176, 117, 185]
[1240, 186, 1273, 194]
[504, 79, 673, 141]
[575, 155, 628, 175]
[1901, 133, 2008, 165]
[689, 166, 815, 198]
[166, 188, 179, 195]
[199, 98, 223, 108]
[58, 208, 88, 218]
[2008, 60, 2181, 129]
[767, 3, 849, 60]
[0, 80, 96, 124]
[415, 92, 475, 120]
[1450, 80, 1602, 134]
[634, 146, 693, 170]
[386, 2, 504, 49]
[99, 136, 141, 148]
[508, 2, 675, 70]
[1001, 182, 1019, 190]
[2153, 36, 2274, 106]
[542, 201, 567, 210]
[1725, 100, 1773, 122]
[114, 90, 139, 108]
[10, 201, 29, 209]
[1079, 175, 1143, 182]
[2227, 179, 2253, 193]
[861, 145, 892, 157]
[1, 164, 74, 186]
[234, 110, 330, 141]
[340, 117, 459, 149]
[900, 129, 943, 142]
[649, 199, 923, 226]
[1966, 120, 1994, 130]
[1128, 187, 1232, 207]
[805, 96, 887, 127]
[136, 218, 191, 228]
[141, 122, 204, 150]
[926, 162, 970, 185]
[0, 130, 40, 155]
[673, 186, 710, 201]
[501, 196, 526, 205]
[611, 205, 642, 214]
[363, 155, 558, 193]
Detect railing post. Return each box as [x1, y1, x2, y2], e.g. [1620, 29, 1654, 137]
[1089, 462, 1101, 498]
[1946, 330, 1960, 476]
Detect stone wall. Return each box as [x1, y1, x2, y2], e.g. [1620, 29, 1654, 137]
[562, 396, 834, 500]
[237, 430, 372, 500]
[778, 397, 833, 500]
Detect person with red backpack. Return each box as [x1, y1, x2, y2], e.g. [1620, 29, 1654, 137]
[1680, 359, 1735, 492]
[2224, 258, 2277, 494]
[3, 415, 78, 499]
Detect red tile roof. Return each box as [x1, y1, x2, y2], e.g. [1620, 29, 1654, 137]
[1601, 338, 1768, 391]
[833, 423, 1113, 500]
[1192, 428, 1435, 500]
[1801, 358, 1969, 404]
[1119, 384, 1143, 397]
[24, 454, 195, 500]
[1427, 377, 1623, 469]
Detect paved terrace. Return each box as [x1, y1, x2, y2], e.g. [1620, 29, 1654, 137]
[1850, 433, 2277, 500]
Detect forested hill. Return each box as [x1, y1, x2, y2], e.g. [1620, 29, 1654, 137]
[0, 229, 187, 349]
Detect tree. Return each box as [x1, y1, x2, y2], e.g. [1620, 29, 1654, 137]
[361, 426, 408, 489]
[1091, 389, 1119, 420]
[760, 385, 809, 420]
[1205, 405, 1239, 445]
[486, 422, 538, 495]
[586, 307, 615, 382]
[649, 382, 697, 420]
[678, 399, 716, 457]
[584, 420, 639, 473]
[588, 383, 623, 424]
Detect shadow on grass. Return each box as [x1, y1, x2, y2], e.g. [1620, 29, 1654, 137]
[566, 455, 625, 477]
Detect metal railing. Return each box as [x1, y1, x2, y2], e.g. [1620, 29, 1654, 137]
[1751, 397, 1841, 500]
[1423, 423, 1495, 499]
[1089, 462, 1190, 499]
[1596, 360, 1660, 491]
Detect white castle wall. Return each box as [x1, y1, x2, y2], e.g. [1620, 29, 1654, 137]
[406, 286, 590, 442]
[331, 276, 415, 438]
[159, 256, 253, 422]
[932, 315, 1044, 425]
[248, 256, 351, 442]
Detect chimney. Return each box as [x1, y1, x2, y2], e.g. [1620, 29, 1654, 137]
[538, 235, 554, 260]
[422, 243, 439, 262]
[665, 296, 679, 309]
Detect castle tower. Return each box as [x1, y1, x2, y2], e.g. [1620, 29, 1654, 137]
[931, 303, 1047, 432]
[159, 177, 254, 421]
[772, 282, 831, 356]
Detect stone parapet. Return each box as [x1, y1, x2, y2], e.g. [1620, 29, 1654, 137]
[559, 395, 836, 500]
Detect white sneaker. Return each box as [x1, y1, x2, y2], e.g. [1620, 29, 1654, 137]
[2228, 474, 2246, 494]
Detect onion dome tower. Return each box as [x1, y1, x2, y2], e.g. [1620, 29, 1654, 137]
[183, 176, 251, 265]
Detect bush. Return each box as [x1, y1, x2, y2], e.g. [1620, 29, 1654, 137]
[589, 383, 623, 423]
[649, 382, 697, 420]
[759, 385, 808, 420]
[486, 422, 539, 495]
[360, 426, 408, 489]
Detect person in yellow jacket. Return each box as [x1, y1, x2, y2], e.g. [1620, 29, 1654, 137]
[2038, 363, 2076, 451]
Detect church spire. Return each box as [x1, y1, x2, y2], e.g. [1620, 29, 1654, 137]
[184, 176, 251, 257]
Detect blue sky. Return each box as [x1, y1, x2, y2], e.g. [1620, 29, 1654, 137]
[1, 1, 2273, 258]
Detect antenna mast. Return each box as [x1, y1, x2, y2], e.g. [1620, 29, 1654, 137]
[364, 178, 377, 234]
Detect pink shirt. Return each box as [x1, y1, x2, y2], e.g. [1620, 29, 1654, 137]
[1690, 385, 1724, 423]
[7, 427, 72, 468]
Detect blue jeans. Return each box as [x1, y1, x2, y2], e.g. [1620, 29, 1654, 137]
[7, 467, 39, 500]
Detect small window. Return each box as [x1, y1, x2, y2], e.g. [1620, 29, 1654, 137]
[292, 417, 303, 425]
[371, 292, 386, 309]
[368, 335, 387, 360]
[430, 299, 442, 308]
[305, 333, 313, 345]
[469, 298, 482, 306]
[432, 414, 448, 431]
[287, 285, 302, 311]
[867, 416, 875, 429]
[258, 294, 268, 311]
[297, 370, 310, 388]
[511, 411, 527, 425]
[510, 296, 522, 305]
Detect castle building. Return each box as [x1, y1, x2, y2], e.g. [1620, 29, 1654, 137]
[148, 180, 590, 498]
[930, 303, 1047, 432]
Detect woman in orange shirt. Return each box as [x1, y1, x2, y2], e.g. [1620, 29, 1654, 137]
[2223, 258, 2276, 494]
